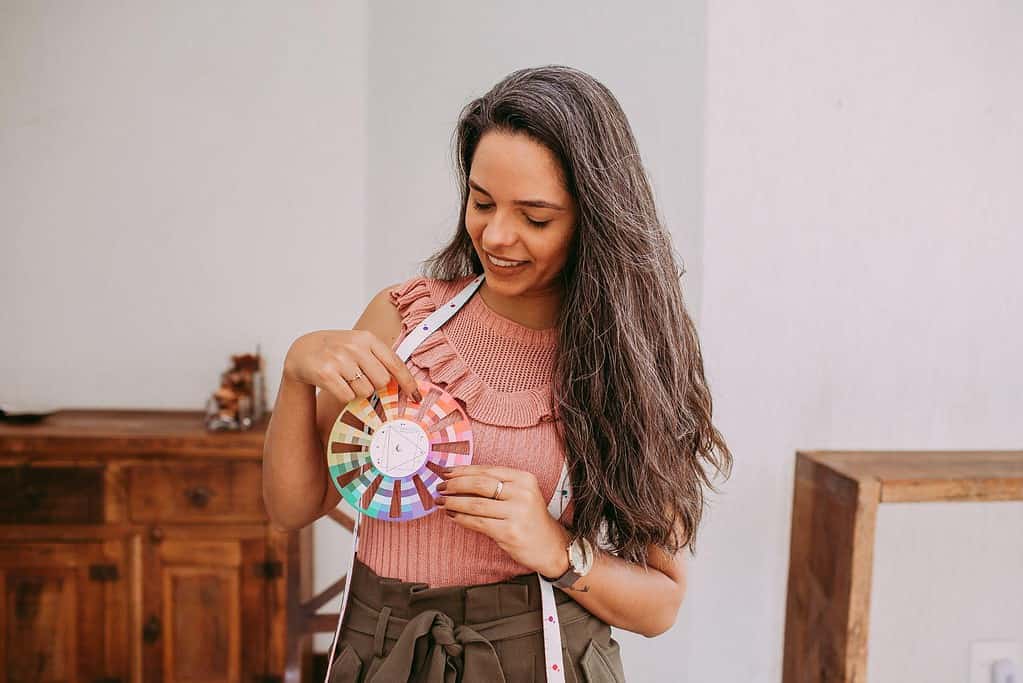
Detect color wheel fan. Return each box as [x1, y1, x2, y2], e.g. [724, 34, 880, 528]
[327, 378, 473, 521]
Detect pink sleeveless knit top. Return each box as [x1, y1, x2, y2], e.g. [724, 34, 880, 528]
[357, 274, 569, 587]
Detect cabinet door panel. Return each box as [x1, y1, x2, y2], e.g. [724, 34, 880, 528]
[143, 535, 269, 683]
[4, 567, 76, 681]
[0, 542, 127, 683]
[165, 566, 238, 681]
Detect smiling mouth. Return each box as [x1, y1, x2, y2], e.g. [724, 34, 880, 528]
[485, 252, 529, 268]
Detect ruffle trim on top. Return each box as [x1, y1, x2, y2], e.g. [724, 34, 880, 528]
[388, 276, 558, 428]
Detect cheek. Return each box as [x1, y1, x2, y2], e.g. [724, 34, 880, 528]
[464, 212, 484, 240]
[538, 227, 574, 263]
[523, 233, 569, 267]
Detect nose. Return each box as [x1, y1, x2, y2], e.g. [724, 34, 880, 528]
[480, 209, 519, 251]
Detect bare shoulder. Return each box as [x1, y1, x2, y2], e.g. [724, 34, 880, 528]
[353, 281, 406, 347]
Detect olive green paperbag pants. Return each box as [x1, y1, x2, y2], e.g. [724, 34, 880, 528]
[327, 558, 627, 683]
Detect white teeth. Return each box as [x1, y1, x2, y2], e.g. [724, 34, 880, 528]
[487, 253, 527, 267]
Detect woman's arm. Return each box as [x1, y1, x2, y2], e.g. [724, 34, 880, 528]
[536, 521, 687, 638]
[437, 464, 687, 637]
[262, 283, 410, 530]
[262, 372, 323, 530]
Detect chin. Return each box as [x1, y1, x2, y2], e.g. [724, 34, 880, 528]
[482, 270, 524, 291]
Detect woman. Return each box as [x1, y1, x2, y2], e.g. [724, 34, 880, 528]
[263, 65, 732, 682]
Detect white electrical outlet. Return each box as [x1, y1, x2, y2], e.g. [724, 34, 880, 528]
[970, 640, 1021, 683]
[993, 658, 1018, 683]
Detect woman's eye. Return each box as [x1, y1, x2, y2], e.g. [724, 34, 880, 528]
[472, 199, 549, 227]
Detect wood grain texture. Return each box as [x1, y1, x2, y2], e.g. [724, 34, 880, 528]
[782, 449, 1023, 683]
[0, 540, 123, 681]
[127, 461, 266, 523]
[0, 409, 308, 683]
[799, 450, 1023, 502]
[0, 409, 268, 459]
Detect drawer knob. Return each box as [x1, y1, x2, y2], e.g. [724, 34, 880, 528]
[142, 615, 161, 644]
[149, 526, 164, 543]
[23, 485, 44, 510]
[184, 486, 213, 508]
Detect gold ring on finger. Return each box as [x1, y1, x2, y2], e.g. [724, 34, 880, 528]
[491, 480, 504, 500]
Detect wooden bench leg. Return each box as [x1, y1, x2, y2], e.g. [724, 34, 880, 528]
[783, 453, 880, 683]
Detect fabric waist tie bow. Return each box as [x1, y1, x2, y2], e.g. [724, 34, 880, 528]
[341, 584, 592, 683]
[366, 609, 505, 683]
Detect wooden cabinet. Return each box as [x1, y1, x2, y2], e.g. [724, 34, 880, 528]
[141, 534, 268, 682]
[0, 410, 308, 683]
[0, 539, 127, 681]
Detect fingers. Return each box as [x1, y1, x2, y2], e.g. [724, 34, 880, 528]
[445, 510, 500, 536]
[370, 339, 422, 401]
[439, 475, 510, 500]
[330, 358, 375, 404]
[443, 506, 506, 540]
[437, 493, 506, 519]
[316, 366, 356, 406]
[441, 465, 537, 488]
[342, 346, 391, 393]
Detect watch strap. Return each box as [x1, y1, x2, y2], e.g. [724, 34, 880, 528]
[551, 567, 582, 589]
[543, 536, 590, 589]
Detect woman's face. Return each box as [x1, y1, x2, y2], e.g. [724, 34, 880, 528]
[464, 129, 577, 297]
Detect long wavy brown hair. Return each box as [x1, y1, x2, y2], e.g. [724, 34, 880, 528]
[422, 65, 732, 565]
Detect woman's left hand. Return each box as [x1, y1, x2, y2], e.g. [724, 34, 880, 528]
[437, 464, 571, 578]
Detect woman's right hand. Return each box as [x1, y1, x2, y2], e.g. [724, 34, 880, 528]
[283, 329, 422, 406]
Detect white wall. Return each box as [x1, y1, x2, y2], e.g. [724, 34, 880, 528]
[700, 1, 1023, 681]
[1, 0, 369, 411]
[4, 1, 1021, 681]
[364, 0, 706, 317]
[0, 0, 370, 657]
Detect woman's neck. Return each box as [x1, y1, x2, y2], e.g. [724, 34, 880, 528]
[478, 280, 562, 330]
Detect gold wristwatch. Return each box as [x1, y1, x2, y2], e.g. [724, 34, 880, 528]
[547, 536, 595, 588]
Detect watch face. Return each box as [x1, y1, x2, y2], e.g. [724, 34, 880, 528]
[569, 537, 594, 574]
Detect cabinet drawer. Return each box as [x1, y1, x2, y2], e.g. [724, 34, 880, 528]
[0, 466, 104, 524]
[127, 461, 265, 522]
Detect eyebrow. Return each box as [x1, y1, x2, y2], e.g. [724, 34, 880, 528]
[467, 178, 567, 211]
